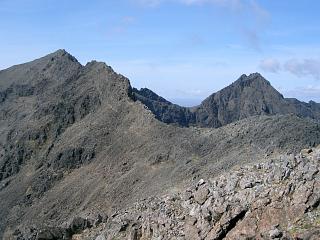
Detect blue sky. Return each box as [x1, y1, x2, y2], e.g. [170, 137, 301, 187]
[1, 0, 320, 106]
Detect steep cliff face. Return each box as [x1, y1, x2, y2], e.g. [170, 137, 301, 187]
[133, 73, 320, 128]
[1, 51, 320, 239]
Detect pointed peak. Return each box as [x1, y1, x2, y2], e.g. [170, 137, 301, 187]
[47, 49, 79, 64]
[237, 72, 264, 80]
[235, 72, 270, 86]
[53, 49, 68, 55]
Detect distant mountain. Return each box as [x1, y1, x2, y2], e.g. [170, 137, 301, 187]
[1, 50, 319, 239]
[133, 73, 320, 127]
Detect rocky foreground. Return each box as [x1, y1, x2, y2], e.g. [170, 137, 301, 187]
[18, 147, 319, 240]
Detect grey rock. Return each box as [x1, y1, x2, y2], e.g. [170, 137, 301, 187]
[194, 187, 209, 205]
[70, 216, 93, 234]
[95, 234, 106, 240]
[197, 179, 205, 186]
[239, 177, 256, 189]
[269, 228, 283, 239]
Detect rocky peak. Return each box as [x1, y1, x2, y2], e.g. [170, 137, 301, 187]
[48, 49, 79, 64]
[201, 72, 278, 104]
[238, 72, 265, 79]
[229, 72, 273, 92]
[0, 50, 82, 90]
[51, 49, 70, 57]
[193, 73, 286, 127]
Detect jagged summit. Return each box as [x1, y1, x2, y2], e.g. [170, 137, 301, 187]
[237, 72, 264, 80]
[51, 48, 69, 56]
[0, 49, 81, 89]
[47, 49, 79, 63]
[196, 72, 286, 127]
[239, 72, 264, 79]
[204, 72, 279, 102]
[233, 72, 272, 86]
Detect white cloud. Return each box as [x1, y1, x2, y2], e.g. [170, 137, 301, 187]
[284, 58, 320, 80]
[259, 58, 281, 73]
[259, 57, 320, 80]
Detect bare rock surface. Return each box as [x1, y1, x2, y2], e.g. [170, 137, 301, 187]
[68, 147, 320, 240]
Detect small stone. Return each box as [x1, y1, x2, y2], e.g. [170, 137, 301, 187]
[185, 216, 197, 226]
[239, 178, 255, 189]
[182, 191, 193, 201]
[189, 204, 201, 217]
[194, 187, 209, 205]
[94, 214, 103, 226]
[224, 177, 238, 192]
[70, 217, 92, 233]
[184, 224, 200, 240]
[95, 234, 106, 240]
[301, 148, 313, 155]
[197, 179, 205, 186]
[269, 228, 282, 239]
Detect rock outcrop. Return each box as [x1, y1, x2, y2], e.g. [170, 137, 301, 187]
[63, 147, 320, 240]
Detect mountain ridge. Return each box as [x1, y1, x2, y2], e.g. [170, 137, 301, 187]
[133, 72, 320, 128]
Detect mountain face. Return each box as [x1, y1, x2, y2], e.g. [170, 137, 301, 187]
[133, 73, 320, 128]
[0, 50, 320, 239]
